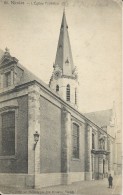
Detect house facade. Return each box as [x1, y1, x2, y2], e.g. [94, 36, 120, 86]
[0, 11, 118, 188]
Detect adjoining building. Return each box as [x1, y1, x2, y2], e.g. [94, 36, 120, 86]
[0, 11, 120, 188]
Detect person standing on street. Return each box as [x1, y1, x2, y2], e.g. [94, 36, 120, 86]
[108, 174, 113, 188]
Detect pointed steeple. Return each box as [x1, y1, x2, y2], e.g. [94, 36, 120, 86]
[54, 10, 74, 76]
[49, 11, 79, 109]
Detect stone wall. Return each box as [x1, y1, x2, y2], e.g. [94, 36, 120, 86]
[0, 173, 33, 187]
[85, 124, 92, 180]
[16, 95, 28, 173]
[50, 77, 79, 108]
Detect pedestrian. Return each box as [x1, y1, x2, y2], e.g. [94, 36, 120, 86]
[108, 174, 113, 188]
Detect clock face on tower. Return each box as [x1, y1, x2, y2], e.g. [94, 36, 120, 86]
[54, 71, 61, 79]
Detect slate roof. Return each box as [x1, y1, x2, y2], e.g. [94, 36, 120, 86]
[84, 109, 112, 128]
[55, 10, 74, 76]
[17, 63, 48, 87]
[17, 63, 62, 97]
[0, 49, 60, 97]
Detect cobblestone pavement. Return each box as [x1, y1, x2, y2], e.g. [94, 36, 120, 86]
[0, 175, 122, 195]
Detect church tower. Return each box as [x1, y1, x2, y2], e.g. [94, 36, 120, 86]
[49, 10, 79, 108]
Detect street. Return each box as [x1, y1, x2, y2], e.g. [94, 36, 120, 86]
[0, 175, 122, 195]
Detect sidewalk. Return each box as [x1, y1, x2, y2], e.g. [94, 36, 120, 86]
[0, 175, 122, 195]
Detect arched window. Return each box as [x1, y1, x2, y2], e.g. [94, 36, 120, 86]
[56, 85, 59, 92]
[75, 88, 77, 105]
[66, 84, 70, 101]
[1, 111, 15, 155]
[72, 123, 79, 159]
[92, 133, 95, 149]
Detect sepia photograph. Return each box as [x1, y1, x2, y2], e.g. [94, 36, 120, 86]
[0, 0, 122, 194]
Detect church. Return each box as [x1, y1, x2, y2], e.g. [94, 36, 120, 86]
[0, 11, 119, 188]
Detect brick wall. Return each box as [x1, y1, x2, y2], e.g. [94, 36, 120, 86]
[40, 96, 61, 173]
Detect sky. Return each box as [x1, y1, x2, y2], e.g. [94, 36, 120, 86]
[0, 0, 122, 129]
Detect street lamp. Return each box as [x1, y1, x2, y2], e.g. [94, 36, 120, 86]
[33, 131, 39, 150]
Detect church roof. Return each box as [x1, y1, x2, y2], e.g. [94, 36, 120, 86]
[17, 63, 48, 87]
[0, 48, 59, 96]
[55, 10, 74, 76]
[84, 109, 112, 128]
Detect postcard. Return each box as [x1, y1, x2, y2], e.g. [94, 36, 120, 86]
[0, 0, 122, 194]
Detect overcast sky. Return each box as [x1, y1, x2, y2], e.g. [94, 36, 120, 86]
[0, 0, 122, 128]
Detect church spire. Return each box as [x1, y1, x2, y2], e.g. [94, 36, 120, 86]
[49, 11, 79, 109]
[54, 10, 74, 76]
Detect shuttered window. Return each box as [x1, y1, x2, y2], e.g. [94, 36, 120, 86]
[66, 84, 70, 101]
[56, 85, 59, 92]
